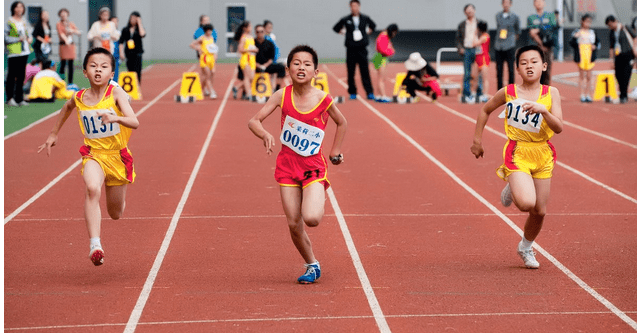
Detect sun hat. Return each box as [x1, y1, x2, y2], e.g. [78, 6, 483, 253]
[404, 52, 427, 71]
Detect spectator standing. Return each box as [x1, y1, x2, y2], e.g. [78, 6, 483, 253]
[456, 4, 483, 103]
[527, 0, 557, 84]
[87, 7, 120, 54]
[494, 0, 520, 90]
[194, 15, 213, 60]
[56, 8, 81, 85]
[570, 14, 600, 103]
[606, 15, 637, 103]
[5, 1, 33, 107]
[111, 16, 121, 81]
[32, 10, 52, 63]
[333, 0, 376, 100]
[373, 23, 398, 103]
[254, 24, 286, 91]
[120, 12, 146, 85]
[263, 20, 280, 63]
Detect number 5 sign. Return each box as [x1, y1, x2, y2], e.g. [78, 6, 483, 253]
[118, 72, 141, 100]
[179, 72, 204, 100]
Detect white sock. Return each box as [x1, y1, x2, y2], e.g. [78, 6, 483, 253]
[519, 237, 533, 251]
[90, 237, 101, 249]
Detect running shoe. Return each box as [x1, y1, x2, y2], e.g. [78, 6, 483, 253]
[349, 94, 357, 100]
[7, 99, 19, 107]
[18, 101, 29, 106]
[297, 262, 321, 284]
[210, 91, 218, 99]
[232, 86, 238, 99]
[501, 183, 513, 207]
[378, 97, 392, 103]
[89, 245, 105, 266]
[517, 242, 540, 269]
[367, 93, 375, 100]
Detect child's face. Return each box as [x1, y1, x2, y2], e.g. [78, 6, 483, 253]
[83, 53, 114, 85]
[287, 52, 317, 84]
[205, 29, 212, 36]
[517, 50, 546, 82]
[581, 18, 592, 29]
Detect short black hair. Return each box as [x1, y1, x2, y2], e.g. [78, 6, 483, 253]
[464, 3, 475, 11]
[58, 8, 69, 17]
[581, 13, 592, 22]
[477, 21, 487, 32]
[386, 24, 399, 38]
[83, 47, 115, 71]
[263, 20, 272, 27]
[203, 23, 214, 32]
[287, 45, 318, 69]
[255, 24, 264, 31]
[350, 0, 360, 5]
[515, 44, 546, 66]
[10, 1, 24, 16]
[605, 15, 616, 25]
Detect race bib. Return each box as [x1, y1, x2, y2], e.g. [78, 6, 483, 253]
[79, 109, 120, 139]
[499, 29, 508, 39]
[498, 98, 543, 133]
[206, 43, 219, 54]
[280, 115, 325, 157]
[101, 39, 110, 50]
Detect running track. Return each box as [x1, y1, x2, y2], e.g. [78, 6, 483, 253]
[4, 61, 636, 332]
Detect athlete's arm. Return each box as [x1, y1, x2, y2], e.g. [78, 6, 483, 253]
[523, 86, 563, 134]
[327, 102, 348, 164]
[100, 86, 139, 129]
[38, 97, 77, 156]
[248, 89, 283, 155]
[190, 36, 202, 53]
[471, 88, 506, 158]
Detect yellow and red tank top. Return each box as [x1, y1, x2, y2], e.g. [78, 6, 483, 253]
[503, 84, 554, 142]
[278, 85, 333, 157]
[75, 84, 132, 150]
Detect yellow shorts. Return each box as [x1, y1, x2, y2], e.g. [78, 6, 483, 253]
[496, 140, 556, 181]
[80, 145, 136, 186]
[578, 44, 595, 71]
[200, 53, 216, 71]
[239, 53, 256, 71]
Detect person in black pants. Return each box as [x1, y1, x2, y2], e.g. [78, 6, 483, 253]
[333, 0, 376, 100]
[606, 15, 637, 103]
[119, 11, 146, 85]
[254, 24, 286, 91]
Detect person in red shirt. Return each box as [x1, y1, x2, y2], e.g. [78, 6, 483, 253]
[473, 21, 491, 102]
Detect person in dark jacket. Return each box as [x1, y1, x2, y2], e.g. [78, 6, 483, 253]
[402, 52, 441, 100]
[32, 10, 52, 63]
[606, 15, 637, 103]
[119, 11, 146, 85]
[569, 14, 600, 103]
[333, 0, 376, 100]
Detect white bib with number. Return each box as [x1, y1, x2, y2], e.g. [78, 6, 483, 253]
[498, 98, 543, 133]
[280, 115, 325, 157]
[80, 109, 120, 139]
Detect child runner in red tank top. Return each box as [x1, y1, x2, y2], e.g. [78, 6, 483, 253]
[249, 45, 348, 284]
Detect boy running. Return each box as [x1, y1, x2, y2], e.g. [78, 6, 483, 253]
[248, 45, 348, 283]
[38, 47, 140, 266]
[470, 45, 563, 269]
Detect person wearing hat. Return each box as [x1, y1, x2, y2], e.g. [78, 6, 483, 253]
[401, 52, 441, 101]
[87, 7, 120, 54]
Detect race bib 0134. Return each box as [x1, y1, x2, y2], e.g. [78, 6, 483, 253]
[498, 98, 543, 133]
[280, 115, 325, 157]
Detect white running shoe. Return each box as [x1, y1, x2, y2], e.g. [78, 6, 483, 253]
[19, 101, 29, 106]
[517, 242, 539, 269]
[210, 91, 217, 99]
[501, 183, 512, 207]
[7, 99, 19, 107]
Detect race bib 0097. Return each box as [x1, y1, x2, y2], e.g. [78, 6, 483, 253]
[280, 115, 325, 157]
[498, 98, 543, 133]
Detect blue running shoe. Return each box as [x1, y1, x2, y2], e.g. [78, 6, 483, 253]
[349, 94, 357, 100]
[297, 261, 321, 284]
[367, 93, 375, 100]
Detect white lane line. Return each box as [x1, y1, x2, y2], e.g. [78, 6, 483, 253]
[561, 120, 636, 148]
[6, 310, 637, 330]
[327, 188, 391, 333]
[123, 72, 235, 333]
[326, 66, 636, 330]
[4, 65, 192, 225]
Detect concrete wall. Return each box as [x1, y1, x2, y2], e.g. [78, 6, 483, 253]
[5, 0, 635, 61]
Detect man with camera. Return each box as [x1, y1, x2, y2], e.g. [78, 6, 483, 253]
[527, 0, 557, 85]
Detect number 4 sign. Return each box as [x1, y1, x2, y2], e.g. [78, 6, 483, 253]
[118, 71, 141, 100]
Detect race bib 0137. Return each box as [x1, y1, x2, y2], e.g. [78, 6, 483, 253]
[79, 109, 121, 139]
[498, 98, 543, 133]
[280, 115, 325, 157]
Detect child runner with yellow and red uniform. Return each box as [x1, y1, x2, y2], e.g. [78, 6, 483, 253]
[39, 47, 139, 266]
[471, 45, 563, 269]
[473, 21, 491, 102]
[249, 45, 347, 284]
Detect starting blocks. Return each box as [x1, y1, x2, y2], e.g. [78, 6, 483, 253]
[118, 71, 141, 100]
[392, 72, 412, 103]
[593, 73, 618, 102]
[175, 72, 203, 102]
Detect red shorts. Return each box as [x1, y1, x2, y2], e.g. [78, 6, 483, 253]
[475, 54, 490, 68]
[274, 148, 330, 190]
